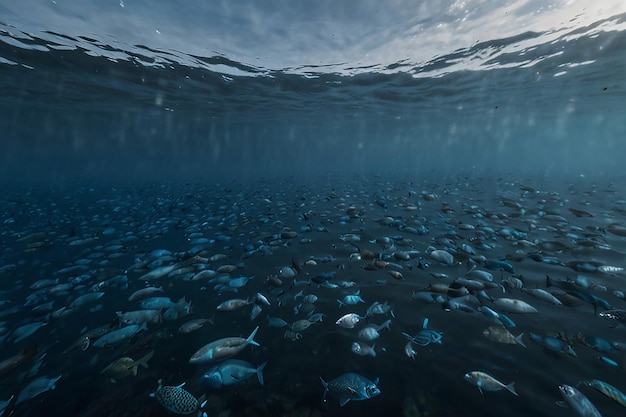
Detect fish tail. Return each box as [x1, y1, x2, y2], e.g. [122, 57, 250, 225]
[138, 350, 154, 368]
[256, 361, 267, 386]
[336, 300, 344, 308]
[506, 382, 518, 396]
[247, 326, 260, 347]
[319, 376, 329, 399]
[515, 333, 526, 348]
[380, 319, 392, 331]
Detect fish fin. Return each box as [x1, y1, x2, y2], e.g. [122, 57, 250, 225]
[515, 333, 526, 348]
[555, 400, 568, 408]
[374, 377, 379, 385]
[247, 326, 260, 347]
[319, 376, 329, 399]
[138, 350, 154, 368]
[256, 361, 267, 386]
[339, 397, 351, 407]
[110, 379, 116, 383]
[506, 382, 518, 396]
[132, 366, 138, 376]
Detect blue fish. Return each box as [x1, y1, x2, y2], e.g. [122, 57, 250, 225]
[198, 359, 266, 389]
[319, 373, 380, 406]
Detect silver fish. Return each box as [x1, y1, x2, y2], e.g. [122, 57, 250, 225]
[464, 371, 517, 396]
[336, 313, 361, 329]
[559, 384, 602, 417]
[92, 323, 147, 348]
[189, 326, 259, 364]
[16, 374, 62, 405]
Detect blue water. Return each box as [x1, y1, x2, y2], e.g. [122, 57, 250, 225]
[1, 2, 626, 417]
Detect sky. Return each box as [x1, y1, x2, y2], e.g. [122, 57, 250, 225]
[2, 0, 626, 74]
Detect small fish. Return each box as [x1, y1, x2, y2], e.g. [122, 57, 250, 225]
[529, 333, 577, 357]
[255, 293, 271, 306]
[0, 395, 13, 417]
[92, 323, 148, 348]
[320, 373, 381, 406]
[151, 380, 207, 416]
[582, 379, 626, 408]
[483, 325, 526, 348]
[291, 319, 313, 332]
[336, 313, 361, 329]
[178, 319, 210, 334]
[101, 351, 153, 381]
[216, 298, 251, 311]
[404, 341, 417, 359]
[492, 298, 538, 314]
[198, 359, 266, 389]
[267, 317, 289, 328]
[337, 290, 365, 307]
[0, 343, 38, 377]
[559, 384, 602, 417]
[351, 341, 376, 357]
[16, 374, 62, 405]
[128, 286, 164, 302]
[189, 326, 259, 364]
[11, 321, 47, 343]
[464, 371, 517, 396]
[358, 320, 391, 341]
[365, 301, 394, 318]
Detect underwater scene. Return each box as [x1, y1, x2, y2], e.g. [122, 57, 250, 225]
[1, 1, 626, 416]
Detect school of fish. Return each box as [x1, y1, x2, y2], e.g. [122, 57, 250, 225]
[0, 176, 626, 416]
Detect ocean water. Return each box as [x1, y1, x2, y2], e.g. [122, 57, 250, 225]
[1, 2, 626, 417]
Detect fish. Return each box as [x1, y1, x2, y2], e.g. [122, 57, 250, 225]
[216, 298, 251, 311]
[11, 321, 47, 343]
[336, 313, 361, 329]
[198, 359, 266, 389]
[151, 380, 207, 416]
[139, 296, 174, 310]
[358, 319, 391, 341]
[92, 323, 148, 348]
[598, 309, 626, 323]
[128, 286, 164, 302]
[101, 350, 154, 382]
[520, 288, 563, 305]
[0, 343, 38, 377]
[319, 373, 381, 406]
[351, 341, 376, 357]
[464, 371, 517, 396]
[558, 384, 602, 417]
[403, 329, 443, 347]
[64, 319, 119, 352]
[116, 309, 162, 325]
[365, 301, 394, 318]
[582, 379, 626, 408]
[529, 333, 576, 357]
[482, 325, 526, 348]
[492, 298, 538, 314]
[189, 326, 259, 364]
[16, 374, 62, 405]
[0, 395, 13, 417]
[337, 290, 365, 307]
[179, 319, 210, 333]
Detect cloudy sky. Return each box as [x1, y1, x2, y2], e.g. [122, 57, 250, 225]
[2, 0, 625, 73]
